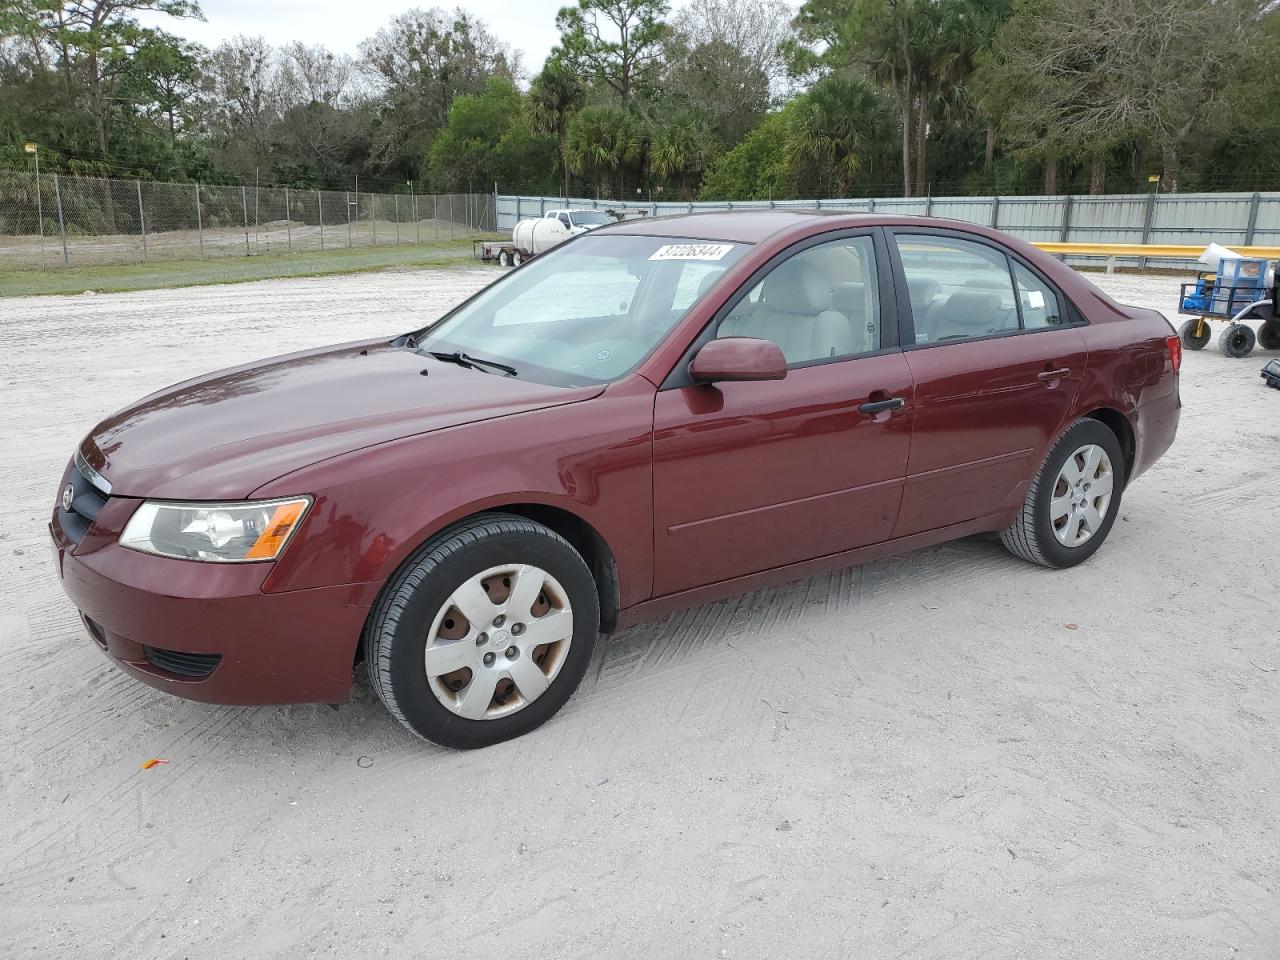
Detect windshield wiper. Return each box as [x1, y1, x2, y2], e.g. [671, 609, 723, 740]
[428, 350, 518, 377]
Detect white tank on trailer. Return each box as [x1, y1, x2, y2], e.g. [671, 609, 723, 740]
[512, 217, 569, 255]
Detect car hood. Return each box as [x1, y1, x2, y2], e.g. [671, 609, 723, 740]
[80, 340, 602, 500]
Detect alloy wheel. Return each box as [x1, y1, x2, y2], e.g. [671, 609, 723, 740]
[1050, 443, 1114, 547]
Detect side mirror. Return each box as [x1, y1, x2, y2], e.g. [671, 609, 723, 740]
[689, 337, 787, 383]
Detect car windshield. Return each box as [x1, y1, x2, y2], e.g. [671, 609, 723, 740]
[417, 233, 749, 386]
[571, 211, 612, 225]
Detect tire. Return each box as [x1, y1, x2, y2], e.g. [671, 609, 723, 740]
[497, 249, 511, 267]
[1219, 322, 1256, 358]
[1258, 322, 1280, 351]
[1000, 418, 1127, 569]
[365, 513, 599, 749]
[513, 250, 525, 266]
[1179, 316, 1211, 350]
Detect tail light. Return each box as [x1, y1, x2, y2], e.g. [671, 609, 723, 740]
[1165, 334, 1183, 374]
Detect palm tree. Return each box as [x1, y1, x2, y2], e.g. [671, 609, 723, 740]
[527, 59, 586, 198]
[565, 106, 641, 198]
[785, 76, 891, 196]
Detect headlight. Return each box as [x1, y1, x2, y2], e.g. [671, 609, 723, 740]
[119, 497, 312, 562]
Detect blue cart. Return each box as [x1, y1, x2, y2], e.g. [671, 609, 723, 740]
[1177, 257, 1279, 357]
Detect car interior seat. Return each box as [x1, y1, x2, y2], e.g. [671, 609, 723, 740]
[719, 259, 854, 364]
[925, 290, 1010, 341]
[831, 281, 876, 354]
[906, 277, 941, 315]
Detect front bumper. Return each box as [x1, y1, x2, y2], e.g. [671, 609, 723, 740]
[50, 508, 378, 706]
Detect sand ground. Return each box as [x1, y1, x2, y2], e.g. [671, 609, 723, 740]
[0, 266, 1277, 959]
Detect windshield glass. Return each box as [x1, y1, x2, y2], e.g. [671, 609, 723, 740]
[418, 234, 748, 386]
[570, 211, 612, 226]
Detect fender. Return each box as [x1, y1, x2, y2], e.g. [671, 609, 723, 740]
[253, 375, 657, 608]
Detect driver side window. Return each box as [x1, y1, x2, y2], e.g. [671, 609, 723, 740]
[718, 236, 881, 366]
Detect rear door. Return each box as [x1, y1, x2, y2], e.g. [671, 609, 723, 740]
[887, 230, 1089, 537]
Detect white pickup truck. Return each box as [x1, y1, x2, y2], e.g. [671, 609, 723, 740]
[475, 209, 618, 267]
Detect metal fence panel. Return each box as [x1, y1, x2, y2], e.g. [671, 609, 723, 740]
[1254, 196, 1280, 244]
[0, 168, 492, 271]
[1147, 193, 1256, 246]
[927, 197, 995, 225]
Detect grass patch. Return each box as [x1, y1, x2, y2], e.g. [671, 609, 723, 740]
[0, 241, 488, 297]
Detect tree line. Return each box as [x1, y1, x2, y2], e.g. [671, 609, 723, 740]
[2, 0, 1278, 201]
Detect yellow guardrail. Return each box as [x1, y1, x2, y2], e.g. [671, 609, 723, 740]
[1031, 242, 1280, 271]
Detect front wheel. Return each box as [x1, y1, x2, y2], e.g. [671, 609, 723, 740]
[1000, 418, 1127, 569]
[497, 249, 511, 267]
[365, 514, 599, 749]
[1179, 316, 1211, 350]
[1219, 322, 1256, 358]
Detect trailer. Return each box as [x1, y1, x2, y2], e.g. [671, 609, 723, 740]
[1176, 249, 1279, 357]
[474, 207, 647, 267]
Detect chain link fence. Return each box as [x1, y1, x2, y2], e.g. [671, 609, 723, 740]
[0, 168, 496, 270]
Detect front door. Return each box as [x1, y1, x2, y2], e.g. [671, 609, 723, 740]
[651, 232, 914, 596]
[887, 230, 1090, 537]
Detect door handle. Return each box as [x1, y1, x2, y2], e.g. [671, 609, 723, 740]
[1037, 367, 1072, 382]
[858, 396, 907, 415]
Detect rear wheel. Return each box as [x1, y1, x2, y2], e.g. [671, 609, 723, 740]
[1179, 316, 1211, 350]
[1258, 321, 1280, 351]
[497, 249, 511, 267]
[513, 250, 526, 266]
[1219, 322, 1256, 358]
[1000, 418, 1127, 569]
[365, 514, 599, 749]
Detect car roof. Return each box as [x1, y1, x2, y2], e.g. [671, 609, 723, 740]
[602, 210, 863, 243]
[601, 209, 1037, 244]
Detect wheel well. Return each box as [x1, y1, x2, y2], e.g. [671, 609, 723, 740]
[1083, 408, 1135, 483]
[354, 504, 622, 667]
[500, 504, 620, 633]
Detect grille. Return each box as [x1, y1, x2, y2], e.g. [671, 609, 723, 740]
[57, 457, 110, 545]
[143, 646, 222, 679]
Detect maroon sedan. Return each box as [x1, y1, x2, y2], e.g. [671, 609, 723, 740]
[50, 213, 1181, 748]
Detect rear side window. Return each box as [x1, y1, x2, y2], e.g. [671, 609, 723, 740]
[1013, 261, 1064, 328]
[894, 235, 1018, 344]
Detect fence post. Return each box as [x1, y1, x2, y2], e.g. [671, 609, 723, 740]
[241, 186, 250, 256]
[1059, 194, 1074, 243]
[449, 195, 454, 239]
[34, 158, 45, 252]
[53, 173, 69, 265]
[1140, 191, 1158, 270]
[372, 194, 377, 246]
[346, 192, 353, 248]
[285, 187, 292, 252]
[395, 195, 401, 245]
[434, 196, 439, 240]
[318, 191, 325, 250]
[137, 179, 148, 259]
[990, 196, 1000, 228]
[1245, 192, 1261, 246]
[195, 183, 204, 256]
[413, 184, 420, 244]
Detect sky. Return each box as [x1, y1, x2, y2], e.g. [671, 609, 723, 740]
[136, 0, 618, 75]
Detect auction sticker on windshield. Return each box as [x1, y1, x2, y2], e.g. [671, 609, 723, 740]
[649, 243, 735, 261]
